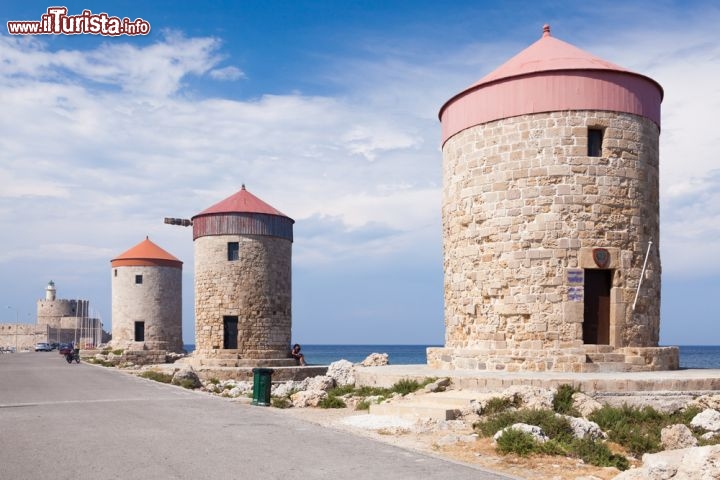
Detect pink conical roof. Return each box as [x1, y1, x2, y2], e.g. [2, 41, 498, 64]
[439, 25, 663, 144]
[111, 237, 182, 268]
[471, 25, 634, 87]
[193, 185, 290, 218]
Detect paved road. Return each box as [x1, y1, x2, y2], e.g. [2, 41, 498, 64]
[0, 353, 514, 480]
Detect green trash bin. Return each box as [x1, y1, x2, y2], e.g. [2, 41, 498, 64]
[252, 367, 274, 406]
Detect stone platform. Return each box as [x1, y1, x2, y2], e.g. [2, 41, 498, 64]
[168, 360, 327, 382]
[354, 364, 720, 394]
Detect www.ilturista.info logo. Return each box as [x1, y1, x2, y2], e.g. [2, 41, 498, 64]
[7, 7, 150, 36]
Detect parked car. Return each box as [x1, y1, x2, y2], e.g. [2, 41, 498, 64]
[49, 342, 59, 350]
[58, 343, 73, 355]
[34, 342, 52, 352]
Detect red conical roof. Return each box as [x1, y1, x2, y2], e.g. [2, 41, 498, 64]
[193, 185, 290, 219]
[111, 237, 182, 268]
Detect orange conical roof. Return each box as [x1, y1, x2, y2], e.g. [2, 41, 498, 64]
[193, 184, 290, 219]
[111, 237, 182, 269]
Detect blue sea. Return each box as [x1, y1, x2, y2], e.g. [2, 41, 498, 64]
[182, 344, 720, 369]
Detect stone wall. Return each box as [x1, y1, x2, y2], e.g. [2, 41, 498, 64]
[0, 324, 48, 351]
[432, 110, 669, 372]
[111, 264, 183, 353]
[194, 234, 291, 359]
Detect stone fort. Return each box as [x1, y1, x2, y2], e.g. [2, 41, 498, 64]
[0, 281, 106, 351]
[427, 26, 679, 373]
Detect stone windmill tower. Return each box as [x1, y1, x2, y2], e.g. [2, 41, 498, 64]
[192, 185, 296, 366]
[428, 26, 678, 372]
[110, 237, 183, 354]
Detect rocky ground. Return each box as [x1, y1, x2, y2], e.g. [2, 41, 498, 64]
[277, 405, 627, 480]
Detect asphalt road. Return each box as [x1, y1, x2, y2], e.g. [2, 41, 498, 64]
[0, 353, 514, 480]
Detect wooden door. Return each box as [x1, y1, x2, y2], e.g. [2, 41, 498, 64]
[223, 316, 238, 349]
[583, 270, 611, 344]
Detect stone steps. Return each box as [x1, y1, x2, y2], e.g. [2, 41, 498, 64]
[369, 390, 481, 421]
[583, 345, 634, 372]
[586, 352, 627, 363]
[581, 362, 629, 373]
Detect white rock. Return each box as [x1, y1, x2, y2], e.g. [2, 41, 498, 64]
[290, 390, 327, 408]
[661, 424, 699, 450]
[272, 381, 302, 398]
[326, 359, 355, 386]
[423, 378, 451, 393]
[360, 353, 389, 367]
[493, 423, 548, 444]
[502, 385, 556, 410]
[690, 409, 720, 432]
[302, 375, 335, 392]
[611, 445, 720, 480]
[572, 392, 604, 418]
[558, 414, 606, 440]
[688, 394, 720, 411]
[171, 366, 201, 389]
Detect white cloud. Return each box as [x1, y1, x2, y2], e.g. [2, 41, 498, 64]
[209, 66, 245, 81]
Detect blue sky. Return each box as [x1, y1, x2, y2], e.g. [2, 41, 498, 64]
[0, 1, 718, 345]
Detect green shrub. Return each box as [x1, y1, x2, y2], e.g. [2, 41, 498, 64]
[475, 408, 574, 444]
[139, 371, 173, 384]
[101, 349, 111, 355]
[177, 379, 198, 389]
[354, 385, 391, 397]
[111, 349, 124, 356]
[318, 396, 346, 409]
[326, 384, 357, 397]
[272, 397, 291, 409]
[391, 379, 421, 396]
[483, 395, 520, 415]
[572, 437, 629, 470]
[589, 404, 667, 456]
[355, 399, 371, 411]
[495, 428, 538, 456]
[87, 358, 114, 367]
[208, 377, 220, 385]
[553, 384, 580, 415]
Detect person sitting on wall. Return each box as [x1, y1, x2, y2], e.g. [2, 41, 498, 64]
[290, 344, 306, 366]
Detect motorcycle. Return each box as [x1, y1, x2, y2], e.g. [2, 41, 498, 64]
[65, 351, 80, 364]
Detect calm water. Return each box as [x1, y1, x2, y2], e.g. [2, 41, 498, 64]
[183, 344, 720, 368]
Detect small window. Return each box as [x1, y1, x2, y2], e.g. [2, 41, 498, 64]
[114, 269, 117, 277]
[228, 242, 239, 261]
[588, 128, 603, 157]
[135, 275, 143, 284]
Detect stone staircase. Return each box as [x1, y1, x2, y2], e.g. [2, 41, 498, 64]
[582, 345, 629, 373]
[369, 390, 482, 421]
